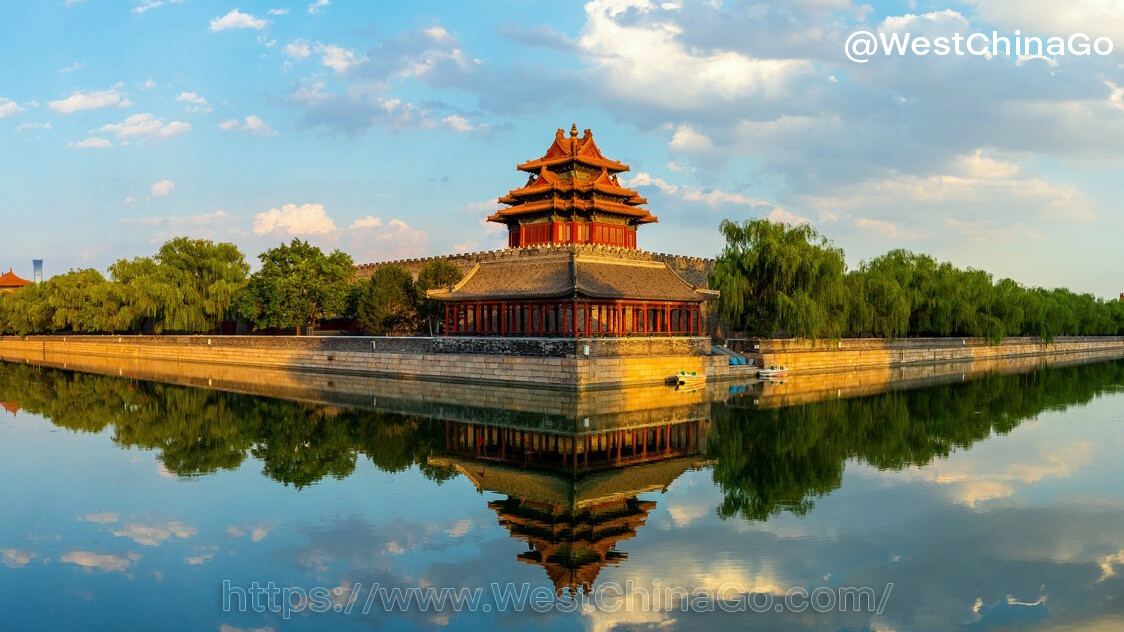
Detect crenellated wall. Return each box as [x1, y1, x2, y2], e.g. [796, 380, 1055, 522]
[353, 244, 715, 288]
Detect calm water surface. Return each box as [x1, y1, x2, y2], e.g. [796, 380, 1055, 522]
[2, 359, 1123, 631]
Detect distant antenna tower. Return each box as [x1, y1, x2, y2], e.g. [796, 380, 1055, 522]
[32, 260, 43, 284]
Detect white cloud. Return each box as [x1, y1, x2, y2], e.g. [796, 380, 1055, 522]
[242, 115, 274, 134]
[1099, 549, 1124, 582]
[67, 137, 112, 149]
[889, 440, 1093, 508]
[141, 78, 156, 90]
[442, 114, 486, 133]
[0, 98, 26, 118]
[133, 0, 180, 14]
[58, 61, 83, 73]
[112, 521, 197, 546]
[628, 172, 776, 209]
[668, 124, 714, 152]
[318, 44, 364, 73]
[121, 210, 229, 227]
[218, 114, 276, 136]
[61, 551, 140, 573]
[134, 1, 162, 13]
[0, 549, 36, 568]
[767, 208, 810, 225]
[963, 0, 1124, 49]
[350, 216, 383, 229]
[283, 39, 312, 59]
[855, 217, 920, 240]
[268, 8, 290, 15]
[16, 121, 51, 133]
[150, 179, 175, 197]
[283, 40, 367, 73]
[578, 0, 812, 111]
[307, 0, 328, 14]
[254, 203, 338, 237]
[186, 550, 216, 565]
[98, 113, 191, 142]
[1108, 81, 1124, 112]
[176, 91, 210, 112]
[209, 9, 269, 32]
[79, 512, 120, 523]
[48, 87, 131, 113]
[347, 217, 429, 261]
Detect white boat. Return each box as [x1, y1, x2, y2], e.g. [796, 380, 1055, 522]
[757, 366, 789, 378]
[676, 371, 707, 387]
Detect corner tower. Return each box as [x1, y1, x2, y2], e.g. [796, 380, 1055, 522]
[489, 124, 656, 249]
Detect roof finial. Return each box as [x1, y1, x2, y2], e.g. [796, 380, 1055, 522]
[570, 123, 578, 138]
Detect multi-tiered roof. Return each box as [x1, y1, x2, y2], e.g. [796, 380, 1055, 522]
[490, 125, 656, 249]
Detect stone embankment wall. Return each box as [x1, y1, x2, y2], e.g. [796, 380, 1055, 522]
[727, 336, 1124, 375]
[0, 335, 738, 389]
[4, 334, 1120, 389]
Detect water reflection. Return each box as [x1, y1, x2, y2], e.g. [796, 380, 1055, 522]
[2, 359, 1124, 579]
[710, 362, 1124, 521]
[436, 418, 709, 594]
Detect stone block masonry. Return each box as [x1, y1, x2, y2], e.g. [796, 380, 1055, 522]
[726, 336, 1124, 375]
[4, 335, 1120, 389]
[0, 335, 733, 390]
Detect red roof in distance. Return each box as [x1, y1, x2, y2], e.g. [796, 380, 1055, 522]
[0, 269, 32, 288]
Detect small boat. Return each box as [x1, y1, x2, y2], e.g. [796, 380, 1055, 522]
[676, 371, 707, 387]
[757, 366, 789, 378]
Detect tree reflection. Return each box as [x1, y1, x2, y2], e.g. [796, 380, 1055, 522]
[0, 362, 451, 487]
[708, 361, 1124, 521]
[2, 358, 1122, 513]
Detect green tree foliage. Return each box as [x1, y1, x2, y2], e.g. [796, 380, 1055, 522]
[0, 237, 248, 335]
[109, 237, 249, 333]
[44, 269, 112, 333]
[356, 265, 419, 335]
[711, 219, 848, 339]
[413, 260, 463, 335]
[0, 283, 53, 334]
[234, 239, 354, 334]
[714, 219, 1124, 341]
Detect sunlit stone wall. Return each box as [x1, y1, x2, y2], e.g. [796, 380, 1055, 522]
[728, 336, 1124, 375]
[0, 335, 736, 389]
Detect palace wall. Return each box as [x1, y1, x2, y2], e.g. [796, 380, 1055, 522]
[726, 335, 1124, 374]
[3, 335, 1120, 390]
[354, 244, 715, 286]
[0, 334, 744, 389]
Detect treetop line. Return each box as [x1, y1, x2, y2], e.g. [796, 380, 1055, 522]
[1, 127, 1121, 340]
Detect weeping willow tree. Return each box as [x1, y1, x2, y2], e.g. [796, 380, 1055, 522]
[710, 219, 848, 339]
[109, 237, 250, 333]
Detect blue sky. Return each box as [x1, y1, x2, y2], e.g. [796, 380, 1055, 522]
[1, 1, 1122, 296]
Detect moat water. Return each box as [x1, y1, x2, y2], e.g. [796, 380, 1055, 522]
[1, 357, 1123, 631]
